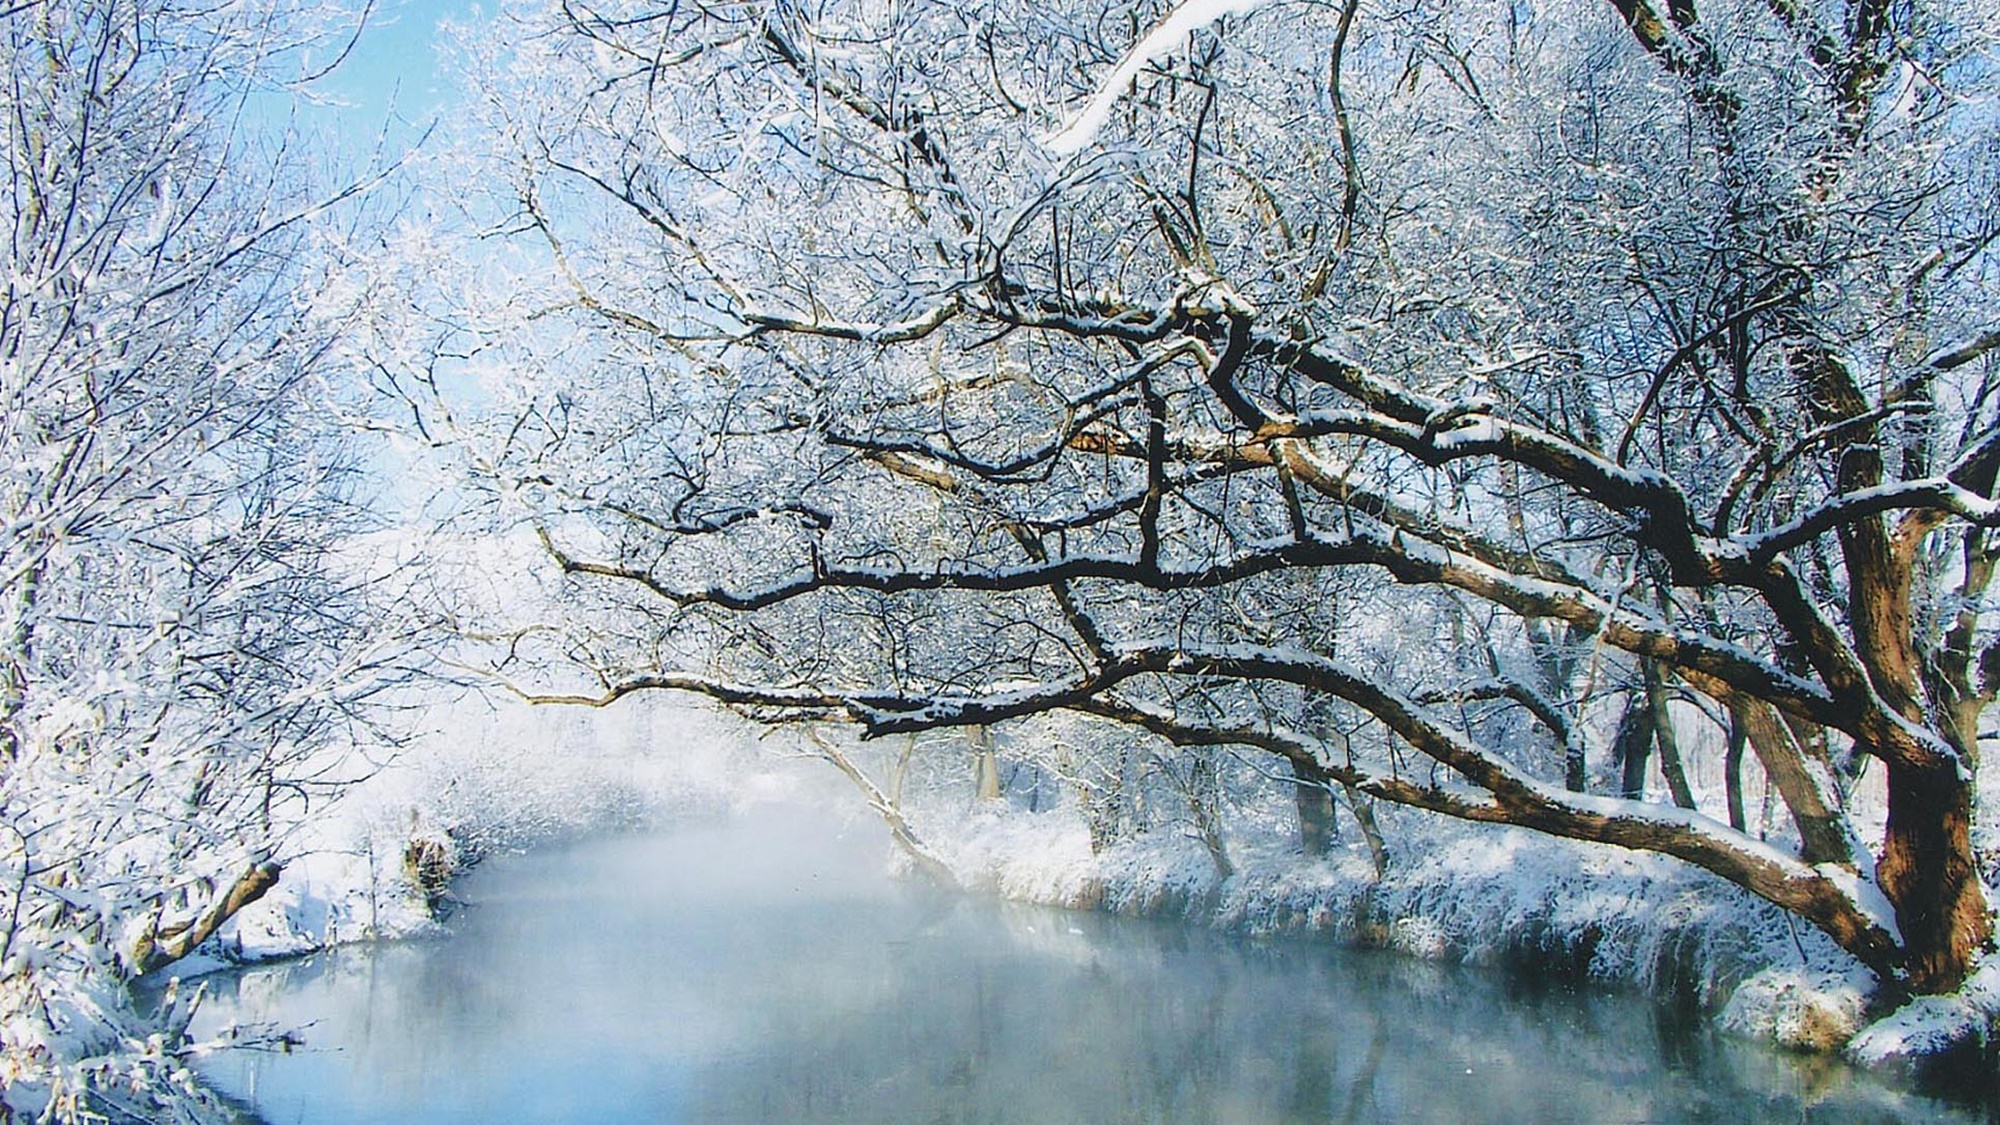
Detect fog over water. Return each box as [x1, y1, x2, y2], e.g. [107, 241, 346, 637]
[190, 807, 1984, 1124]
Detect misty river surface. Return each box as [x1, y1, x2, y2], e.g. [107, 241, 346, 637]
[190, 809, 1986, 1125]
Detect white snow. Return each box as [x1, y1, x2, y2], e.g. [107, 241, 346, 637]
[1846, 995, 1987, 1068]
[1040, 0, 1276, 155]
[1720, 968, 1873, 1051]
[1846, 952, 2000, 1068]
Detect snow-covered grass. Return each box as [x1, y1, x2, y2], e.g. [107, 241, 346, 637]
[1721, 969, 1875, 1052]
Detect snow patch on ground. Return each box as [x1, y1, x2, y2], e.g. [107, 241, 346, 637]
[1720, 968, 1873, 1051]
[933, 805, 1097, 903]
[1847, 954, 2000, 1072]
[185, 847, 440, 970]
[1846, 995, 1985, 1067]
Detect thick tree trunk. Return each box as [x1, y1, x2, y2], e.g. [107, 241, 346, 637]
[1877, 758, 1991, 993]
[128, 861, 282, 977]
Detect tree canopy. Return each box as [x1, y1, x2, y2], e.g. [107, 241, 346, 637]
[403, 0, 1999, 995]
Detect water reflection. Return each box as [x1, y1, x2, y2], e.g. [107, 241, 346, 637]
[191, 810, 1983, 1124]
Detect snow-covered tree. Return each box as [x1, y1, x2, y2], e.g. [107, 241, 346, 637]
[421, 0, 2000, 997]
[0, 0, 411, 1110]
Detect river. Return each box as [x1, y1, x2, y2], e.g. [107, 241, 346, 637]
[188, 807, 1988, 1123]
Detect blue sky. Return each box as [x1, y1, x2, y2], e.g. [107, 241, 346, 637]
[294, 0, 478, 154]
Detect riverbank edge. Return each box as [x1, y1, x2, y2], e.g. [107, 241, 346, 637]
[911, 803, 2000, 1085]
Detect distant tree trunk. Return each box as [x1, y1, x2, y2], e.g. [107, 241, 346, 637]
[1613, 691, 1655, 801]
[1187, 752, 1232, 878]
[1291, 757, 1338, 857]
[1707, 686, 1852, 865]
[1071, 742, 1130, 855]
[805, 729, 958, 887]
[1724, 713, 1748, 833]
[1644, 662, 1697, 810]
[1341, 782, 1390, 880]
[972, 725, 1002, 801]
[1934, 527, 1998, 773]
[1563, 731, 1588, 794]
[1082, 789, 1121, 855]
[890, 734, 917, 807]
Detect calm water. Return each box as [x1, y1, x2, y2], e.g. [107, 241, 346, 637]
[189, 809, 1986, 1124]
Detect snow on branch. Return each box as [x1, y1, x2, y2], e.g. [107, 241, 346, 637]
[741, 300, 961, 345]
[1925, 327, 2000, 371]
[1738, 477, 2000, 564]
[506, 672, 850, 715]
[1041, 0, 1276, 155]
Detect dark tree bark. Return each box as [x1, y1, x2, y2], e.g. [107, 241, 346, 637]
[1614, 693, 1655, 802]
[1292, 757, 1339, 858]
[1724, 713, 1748, 834]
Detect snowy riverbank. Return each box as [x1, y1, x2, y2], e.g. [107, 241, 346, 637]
[906, 799, 1998, 1082]
[190, 703, 778, 969]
